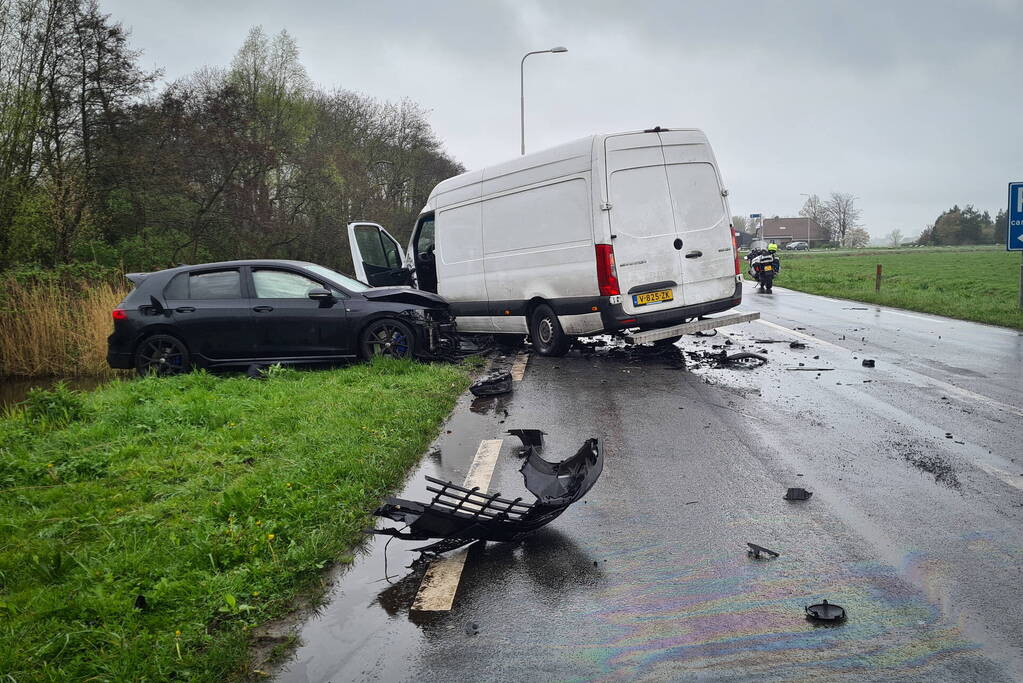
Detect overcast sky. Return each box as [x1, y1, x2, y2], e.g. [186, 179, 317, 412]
[103, 0, 1021, 238]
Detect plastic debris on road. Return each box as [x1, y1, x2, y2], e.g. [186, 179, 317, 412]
[371, 429, 603, 554]
[469, 371, 513, 397]
[805, 599, 847, 622]
[783, 487, 813, 501]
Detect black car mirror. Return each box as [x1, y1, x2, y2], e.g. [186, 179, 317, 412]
[307, 287, 334, 300]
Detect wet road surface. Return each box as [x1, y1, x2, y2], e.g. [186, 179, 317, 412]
[274, 286, 1023, 682]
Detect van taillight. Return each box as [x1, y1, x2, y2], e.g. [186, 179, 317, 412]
[595, 244, 620, 296]
[731, 230, 741, 275]
[112, 309, 127, 320]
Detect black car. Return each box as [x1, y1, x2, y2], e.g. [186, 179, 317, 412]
[107, 260, 457, 376]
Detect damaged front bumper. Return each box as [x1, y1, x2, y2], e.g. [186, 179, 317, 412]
[372, 431, 603, 554]
[400, 307, 492, 361]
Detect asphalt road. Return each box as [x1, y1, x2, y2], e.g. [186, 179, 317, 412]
[273, 285, 1023, 682]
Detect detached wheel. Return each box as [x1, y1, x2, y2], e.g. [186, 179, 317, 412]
[360, 319, 416, 360]
[529, 303, 571, 357]
[135, 334, 190, 377]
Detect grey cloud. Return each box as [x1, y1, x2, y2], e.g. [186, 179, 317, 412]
[102, 0, 1022, 235]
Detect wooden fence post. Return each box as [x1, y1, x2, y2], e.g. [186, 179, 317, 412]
[875, 264, 882, 292]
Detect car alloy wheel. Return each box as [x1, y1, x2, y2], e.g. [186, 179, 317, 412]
[135, 334, 190, 377]
[361, 319, 415, 360]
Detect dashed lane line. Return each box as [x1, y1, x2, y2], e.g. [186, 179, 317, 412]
[410, 438, 503, 612]
[976, 463, 1023, 491]
[751, 317, 1023, 419]
[511, 352, 529, 381]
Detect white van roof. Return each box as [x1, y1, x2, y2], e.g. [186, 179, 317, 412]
[428, 128, 709, 209]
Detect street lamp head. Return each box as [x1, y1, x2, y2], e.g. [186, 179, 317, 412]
[550, 46, 568, 53]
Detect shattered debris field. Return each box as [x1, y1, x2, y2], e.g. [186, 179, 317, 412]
[274, 288, 1023, 681]
[755, 247, 1023, 329]
[0, 359, 469, 681]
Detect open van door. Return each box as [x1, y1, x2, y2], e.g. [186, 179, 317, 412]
[347, 222, 414, 287]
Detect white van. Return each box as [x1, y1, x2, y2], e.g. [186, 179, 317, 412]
[348, 128, 743, 356]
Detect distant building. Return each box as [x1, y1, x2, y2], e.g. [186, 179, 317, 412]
[761, 217, 827, 246]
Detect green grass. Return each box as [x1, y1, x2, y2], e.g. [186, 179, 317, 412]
[751, 247, 1023, 329]
[0, 359, 470, 680]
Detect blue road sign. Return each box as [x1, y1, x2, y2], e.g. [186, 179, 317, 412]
[749, 213, 762, 219]
[1009, 182, 1023, 251]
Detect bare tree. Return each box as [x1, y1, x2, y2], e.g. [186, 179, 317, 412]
[799, 193, 833, 243]
[885, 229, 903, 247]
[731, 215, 748, 233]
[825, 192, 862, 247]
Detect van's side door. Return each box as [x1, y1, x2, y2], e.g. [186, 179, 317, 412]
[347, 222, 412, 287]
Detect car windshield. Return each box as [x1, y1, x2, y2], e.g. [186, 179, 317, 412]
[302, 263, 372, 292]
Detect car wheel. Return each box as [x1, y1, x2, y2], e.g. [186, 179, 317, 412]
[134, 334, 190, 377]
[529, 303, 571, 357]
[360, 319, 416, 360]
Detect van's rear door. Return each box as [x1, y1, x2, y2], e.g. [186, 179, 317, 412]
[603, 132, 686, 317]
[659, 132, 734, 305]
[346, 222, 413, 287]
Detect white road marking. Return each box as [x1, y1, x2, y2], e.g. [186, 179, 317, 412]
[976, 463, 1023, 491]
[411, 438, 503, 612]
[754, 318, 846, 350]
[511, 352, 529, 381]
[752, 318, 1023, 418]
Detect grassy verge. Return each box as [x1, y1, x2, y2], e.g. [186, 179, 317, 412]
[0, 276, 129, 376]
[752, 248, 1023, 329]
[0, 359, 470, 680]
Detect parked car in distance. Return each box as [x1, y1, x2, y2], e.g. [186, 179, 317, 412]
[348, 128, 743, 357]
[107, 260, 455, 376]
[785, 241, 809, 251]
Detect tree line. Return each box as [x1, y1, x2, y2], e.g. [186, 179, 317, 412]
[916, 205, 1006, 246]
[0, 0, 462, 274]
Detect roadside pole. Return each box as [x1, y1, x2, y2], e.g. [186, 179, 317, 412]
[875, 264, 882, 292]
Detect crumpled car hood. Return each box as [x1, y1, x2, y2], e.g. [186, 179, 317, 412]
[361, 286, 449, 308]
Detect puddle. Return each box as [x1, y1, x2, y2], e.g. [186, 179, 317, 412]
[268, 390, 512, 681]
[0, 374, 112, 411]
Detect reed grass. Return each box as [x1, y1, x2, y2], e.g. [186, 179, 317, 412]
[0, 278, 129, 376]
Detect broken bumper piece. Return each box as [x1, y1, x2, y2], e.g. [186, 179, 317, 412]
[372, 432, 603, 554]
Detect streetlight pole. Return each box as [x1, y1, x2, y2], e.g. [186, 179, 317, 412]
[521, 46, 567, 155]
[800, 192, 811, 250]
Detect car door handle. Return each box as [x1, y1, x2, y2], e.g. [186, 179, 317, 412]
[253, 305, 274, 313]
[174, 306, 196, 313]
[685, 251, 703, 259]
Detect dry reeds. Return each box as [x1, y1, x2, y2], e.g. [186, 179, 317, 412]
[0, 278, 130, 376]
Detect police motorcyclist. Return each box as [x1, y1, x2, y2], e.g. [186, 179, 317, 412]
[746, 242, 781, 293]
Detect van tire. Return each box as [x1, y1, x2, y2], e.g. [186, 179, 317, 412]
[529, 304, 571, 357]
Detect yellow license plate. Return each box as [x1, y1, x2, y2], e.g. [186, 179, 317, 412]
[633, 289, 674, 306]
[764, 265, 773, 271]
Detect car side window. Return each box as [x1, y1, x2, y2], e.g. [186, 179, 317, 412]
[252, 269, 323, 298]
[165, 270, 241, 300]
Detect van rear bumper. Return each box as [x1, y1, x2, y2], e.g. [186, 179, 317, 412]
[600, 281, 742, 332]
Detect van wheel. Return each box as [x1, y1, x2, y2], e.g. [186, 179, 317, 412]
[529, 304, 571, 357]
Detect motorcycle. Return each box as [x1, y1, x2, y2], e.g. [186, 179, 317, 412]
[747, 251, 777, 293]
